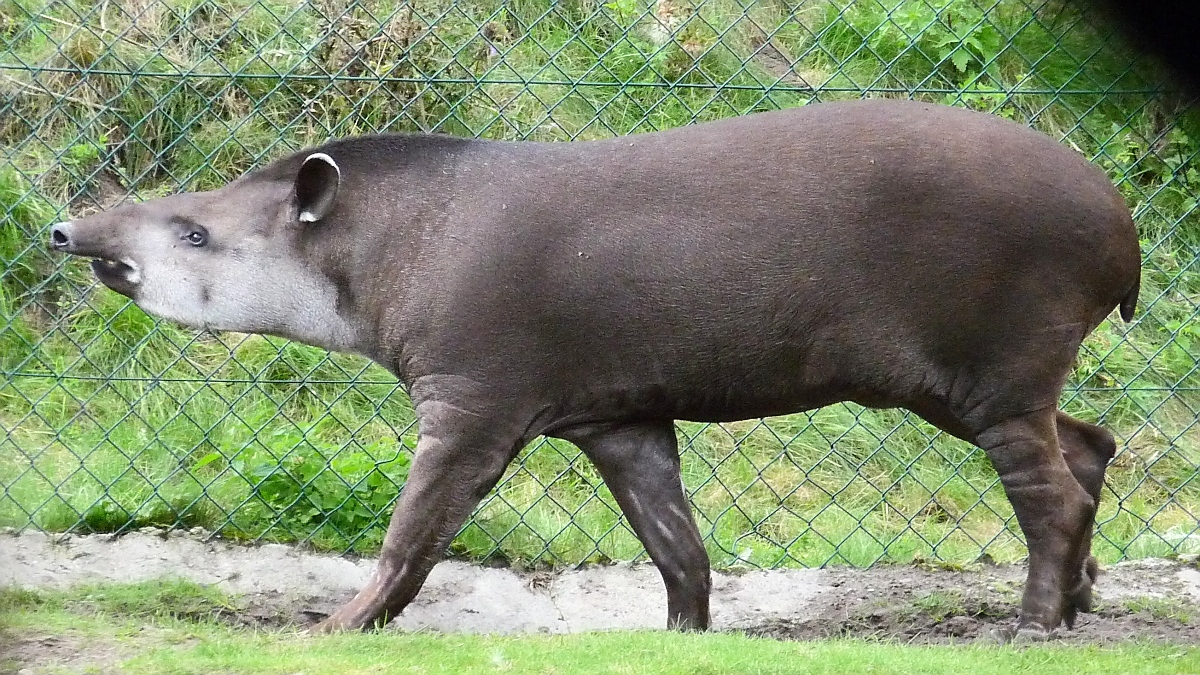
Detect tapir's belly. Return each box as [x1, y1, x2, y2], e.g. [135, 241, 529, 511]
[512, 290, 929, 430]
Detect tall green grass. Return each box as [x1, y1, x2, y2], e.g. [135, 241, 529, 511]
[0, 0, 1197, 567]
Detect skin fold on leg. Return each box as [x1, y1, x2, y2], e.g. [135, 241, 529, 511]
[975, 408, 1097, 642]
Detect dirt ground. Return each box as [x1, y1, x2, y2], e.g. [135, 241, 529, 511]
[3, 528, 1200, 671]
[2, 632, 129, 675]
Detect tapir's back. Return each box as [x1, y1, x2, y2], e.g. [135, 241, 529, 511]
[394, 100, 1140, 432]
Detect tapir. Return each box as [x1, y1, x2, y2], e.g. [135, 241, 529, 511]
[49, 98, 1141, 641]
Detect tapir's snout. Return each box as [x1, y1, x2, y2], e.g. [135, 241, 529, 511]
[49, 220, 142, 298]
[49, 220, 113, 258]
[49, 221, 77, 253]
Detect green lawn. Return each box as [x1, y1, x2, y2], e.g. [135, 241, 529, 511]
[0, 0, 1197, 568]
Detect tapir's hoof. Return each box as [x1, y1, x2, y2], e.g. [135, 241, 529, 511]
[1064, 556, 1101, 629]
[309, 602, 395, 634]
[296, 608, 331, 628]
[1063, 605, 1078, 631]
[666, 615, 711, 632]
[309, 611, 370, 634]
[1014, 624, 1058, 643]
[308, 617, 343, 634]
[988, 622, 1058, 645]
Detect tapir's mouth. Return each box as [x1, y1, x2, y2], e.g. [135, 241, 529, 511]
[89, 257, 140, 298]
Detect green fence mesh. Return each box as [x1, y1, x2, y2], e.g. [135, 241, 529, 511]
[1, 0, 1197, 569]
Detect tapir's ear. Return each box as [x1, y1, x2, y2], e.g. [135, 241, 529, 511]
[294, 152, 340, 223]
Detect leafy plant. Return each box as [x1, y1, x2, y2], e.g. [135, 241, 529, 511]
[605, 0, 641, 25]
[61, 135, 107, 168]
[244, 448, 411, 536]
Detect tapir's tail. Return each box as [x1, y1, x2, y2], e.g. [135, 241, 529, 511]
[1119, 275, 1140, 323]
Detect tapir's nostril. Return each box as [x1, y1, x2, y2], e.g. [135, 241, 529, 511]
[50, 223, 71, 251]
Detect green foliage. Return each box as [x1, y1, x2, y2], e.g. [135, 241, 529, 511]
[0, 586, 49, 612]
[604, 0, 641, 24]
[243, 447, 410, 540]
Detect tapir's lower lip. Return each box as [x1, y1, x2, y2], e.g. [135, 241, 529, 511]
[89, 258, 140, 298]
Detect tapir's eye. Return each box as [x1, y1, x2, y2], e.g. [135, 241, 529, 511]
[183, 227, 208, 247]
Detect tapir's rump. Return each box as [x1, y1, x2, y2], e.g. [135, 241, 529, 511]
[51, 99, 1142, 640]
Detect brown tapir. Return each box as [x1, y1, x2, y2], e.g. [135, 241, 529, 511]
[49, 98, 1141, 641]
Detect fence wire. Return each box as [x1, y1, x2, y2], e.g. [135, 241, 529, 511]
[0, 0, 1197, 569]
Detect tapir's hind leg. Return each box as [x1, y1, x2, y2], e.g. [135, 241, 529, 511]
[312, 400, 525, 632]
[1055, 411, 1117, 626]
[558, 421, 712, 630]
[975, 408, 1096, 640]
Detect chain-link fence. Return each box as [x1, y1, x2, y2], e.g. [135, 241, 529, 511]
[1, 0, 1197, 570]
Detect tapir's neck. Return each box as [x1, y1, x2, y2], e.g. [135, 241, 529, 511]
[279, 240, 392, 363]
[293, 143, 469, 373]
[279, 304, 365, 357]
[238, 256, 368, 358]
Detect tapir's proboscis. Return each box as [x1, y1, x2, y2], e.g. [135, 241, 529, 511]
[50, 99, 1141, 642]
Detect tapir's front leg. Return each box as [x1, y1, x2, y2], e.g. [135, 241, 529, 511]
[312, 399, 524, 632]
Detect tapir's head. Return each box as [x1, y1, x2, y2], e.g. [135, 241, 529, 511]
[49, 152, 360, 351]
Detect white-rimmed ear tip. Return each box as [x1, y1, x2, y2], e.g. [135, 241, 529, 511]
[303, 152, 340, 177]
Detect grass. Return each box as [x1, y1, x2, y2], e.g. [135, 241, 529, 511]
[1123, 597, 1194, 625]
[912, 590, 969, 623]
[3, 582, 1200, 675]
[0, 0, 1198, 568]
